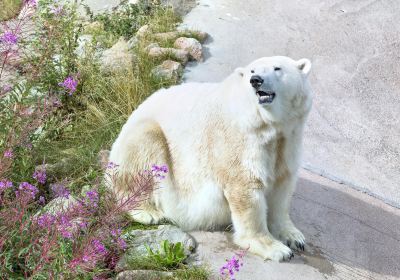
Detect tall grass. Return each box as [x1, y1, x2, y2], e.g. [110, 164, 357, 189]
[34, 7, 181, 189]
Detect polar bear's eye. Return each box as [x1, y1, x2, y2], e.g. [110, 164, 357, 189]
[274, 67, 281, 71]
[251, 70, 255, 73]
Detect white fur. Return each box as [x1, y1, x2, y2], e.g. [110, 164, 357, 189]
[108, 56, 313, 261]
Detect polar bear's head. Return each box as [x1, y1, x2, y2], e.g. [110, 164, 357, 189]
[234, 56, 312, 122]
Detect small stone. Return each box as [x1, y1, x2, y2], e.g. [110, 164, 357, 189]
[191, 31, 208, 43]
[75, 35, 93, 58]
[145, 43, 160, 52]
[174, 37, 203, 61]
[136, 25, 150, 38]
[151, 60, 183, 80]
[100, 38, 134, 72]
[148, 47, 189, 65]
[117, 225, 196, 271]
[116, 270, 173, 280]
[127, 36, 139, 49]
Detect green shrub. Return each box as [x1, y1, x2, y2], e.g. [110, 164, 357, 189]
[145, 240, 186, 268]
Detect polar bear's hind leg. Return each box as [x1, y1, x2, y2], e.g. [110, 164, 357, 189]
[112, 120, 171, 225]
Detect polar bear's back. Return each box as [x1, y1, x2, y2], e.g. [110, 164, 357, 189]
[129, 82, 219, 125]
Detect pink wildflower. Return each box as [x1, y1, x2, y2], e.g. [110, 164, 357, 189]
[106, 162, 119, 169]
[0, 31, 18, 46]
[33, 168, 47, 184]
[17, 182, 38, 199]
[51, 183, 70, 198]
[220, 250, 246, 280]
[58, 75, 78, 95]
[92, 239, 107, 255]
[3, 150, 13, 159]
[117, 237, 127, 250]
[36, 214, 56, 228]
[0, 180, 12, 192]
[25, 0, 37, 7]
[38, 196, 46, 205]
[151, 164, 168, 179]
[85, 189, 99, 208]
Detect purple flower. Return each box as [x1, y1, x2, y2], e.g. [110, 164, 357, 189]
[77, 220, 88, 230]
[59, 215, 71, 227]
[17, 182, 39, 199]
[106, 162, 119, 169]
[58, 76, 78, 95]
[38, 196, 46, 205]
[82, 254, 90, 262]
[25, 0, 37, 7]
[0, 31, 18, 46]
[51, 183, 70, 198]
[37, 214, 56, 228]
[220, 251, 246, 280]
[33, 168, 46, 184]
[92, 239, 107, 255]
[49, 5, 64, 15]
[151, 164, 168, 179]
[0, 180, 12, 192]
[111, 228, 122, 237]
[85, 189, 99, 207]
[3, 150, 13, 159]
[117, 237, 127, 250]
[61, 229, 73, 239]
[1, 84, 12, 93]
[57, 214, 73, 239]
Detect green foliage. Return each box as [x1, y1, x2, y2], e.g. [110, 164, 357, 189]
[91, 2, 151, 39]
[145, 240, 186, 268]
[1, 0, 209, 277]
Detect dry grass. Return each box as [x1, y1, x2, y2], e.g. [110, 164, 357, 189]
[0, 0, 22, 21]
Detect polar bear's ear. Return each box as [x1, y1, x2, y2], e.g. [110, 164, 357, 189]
[296, 58, 312, 76]
[234, 67, 245, 78]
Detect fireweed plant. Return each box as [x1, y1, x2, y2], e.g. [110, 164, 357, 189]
[219, 250, 247, 280]
[0, 164, 168, 278]
[0, 0, 211, 278]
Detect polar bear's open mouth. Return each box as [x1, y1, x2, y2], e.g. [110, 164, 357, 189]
[256, 90, 276, 104]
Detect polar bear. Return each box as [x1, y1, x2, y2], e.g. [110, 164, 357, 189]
[108, 56, 313, 261]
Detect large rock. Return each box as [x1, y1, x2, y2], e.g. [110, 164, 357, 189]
[174, 37, 203, 61]
[116, 270, 173, 280]
[151, 60, 183, 80]
[148, 46, 189, 65]
[43, 196, 78, 214]
[117, 225, 196, 270]
[75, 35, 93, 58]
[100, 38, 134, 72]
[136, 25, 150, 38]
[153, 30, 208, 43]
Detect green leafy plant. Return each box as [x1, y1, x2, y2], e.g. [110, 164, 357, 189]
[145, 240, 186, 268]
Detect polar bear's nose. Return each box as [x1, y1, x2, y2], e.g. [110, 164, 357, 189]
[250, 75, 264, 88]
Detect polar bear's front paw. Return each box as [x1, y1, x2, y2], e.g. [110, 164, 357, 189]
[271, 224, 305, 251]
[235, 235, 294, 262]
[261, 240, 294, 261]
